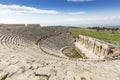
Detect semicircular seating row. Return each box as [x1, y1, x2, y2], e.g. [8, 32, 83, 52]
[0, 32, 35, 51]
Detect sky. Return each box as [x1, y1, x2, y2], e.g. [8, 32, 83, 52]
[0, 0, 120, 26]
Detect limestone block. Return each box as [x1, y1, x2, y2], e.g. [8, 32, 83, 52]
[34, 67, 51, 76]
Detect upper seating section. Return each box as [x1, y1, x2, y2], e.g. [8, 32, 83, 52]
[0, 24, 70, 49]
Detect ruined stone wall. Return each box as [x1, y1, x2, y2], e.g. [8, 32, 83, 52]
[0, 24, 25, 27]
[76, 35, 119, 59]
[0, 24, 41, 27]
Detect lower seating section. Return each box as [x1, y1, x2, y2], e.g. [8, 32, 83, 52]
[40, 33, 74, 58]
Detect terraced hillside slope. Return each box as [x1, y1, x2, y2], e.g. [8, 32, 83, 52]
[0, 25, 120, 80]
